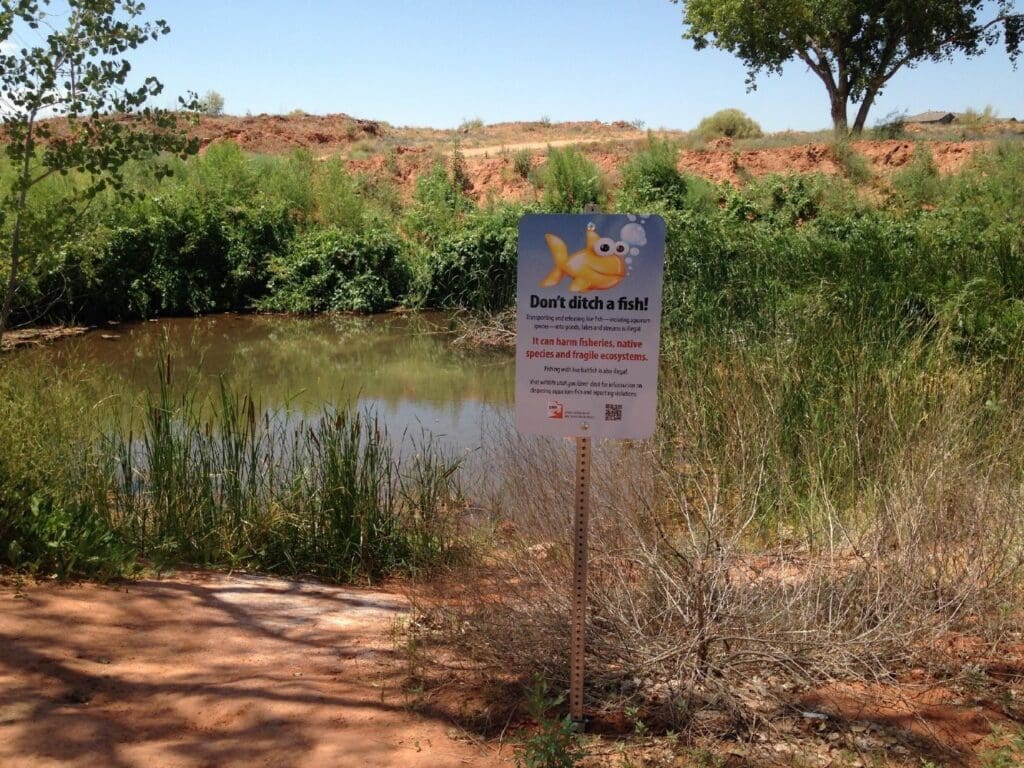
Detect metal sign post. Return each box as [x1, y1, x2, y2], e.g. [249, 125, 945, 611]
[569, 202, 600, 729]
[514, 207, 665, 735]
[570, 432, 591, 726]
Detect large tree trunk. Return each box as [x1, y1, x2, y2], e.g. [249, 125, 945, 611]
[830, 91, 850, 135]
[851, 88, 880, 134]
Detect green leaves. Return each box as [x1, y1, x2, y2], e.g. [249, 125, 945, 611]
[673, 0, 1024, 131]
[0, 0, 198, 337]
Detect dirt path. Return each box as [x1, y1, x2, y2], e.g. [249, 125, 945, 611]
[0, 572, 508, 768]
[458, 134, 642, 157]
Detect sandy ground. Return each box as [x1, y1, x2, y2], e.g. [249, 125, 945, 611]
[0, 572, 508, 768]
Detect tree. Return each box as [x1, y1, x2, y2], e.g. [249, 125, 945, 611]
[198, 89, 224, 116]
[0, 0, 199, 345]
[672, 0, 1023, 134]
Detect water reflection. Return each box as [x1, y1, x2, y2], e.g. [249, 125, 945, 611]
[33, 313, 514, 452]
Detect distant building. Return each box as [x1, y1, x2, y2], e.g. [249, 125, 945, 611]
[905, 111, 957, 125]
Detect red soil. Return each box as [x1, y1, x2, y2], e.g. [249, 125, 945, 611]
[0, 573, 508, 768]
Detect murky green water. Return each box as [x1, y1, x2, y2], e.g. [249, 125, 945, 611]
[31, 313, 514, 452]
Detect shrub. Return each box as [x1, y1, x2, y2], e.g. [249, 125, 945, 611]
[959, 105, 999, 128]
[537, 146, 606, 213]
[72, 199, 294, 321]
[831, 140, 873, 185]
[451, 143, 472, 193]
[412, 204, 524, 312]
[696, 108, 763, 139]
[260, 228, 410, 313]
[512, 149, 533, 180]
[403, 161, 473, 245]
[198, 90, 225, 116]
[312, 158, 367, 230]
[618, 135, 687, 209]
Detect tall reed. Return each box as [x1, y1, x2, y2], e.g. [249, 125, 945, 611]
[2, 355, 467, 581]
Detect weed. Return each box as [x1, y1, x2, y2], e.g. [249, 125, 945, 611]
[451, 142, 473, 193]
[978, 726, 1024, 768]
[515, 676, 585, 768]
[892, 143, 942, 207]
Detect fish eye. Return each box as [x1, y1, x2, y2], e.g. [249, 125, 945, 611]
[614, 241, 629, 256]
[595, 237, 616, 255]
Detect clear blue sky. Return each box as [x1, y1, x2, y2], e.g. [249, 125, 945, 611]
[131, 0, 1023, 131]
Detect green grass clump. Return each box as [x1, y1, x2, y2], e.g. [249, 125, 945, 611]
[891, 143, 942, 207]
[696, 108, 763, 140]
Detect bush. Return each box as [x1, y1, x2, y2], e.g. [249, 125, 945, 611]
[618, 135, 687, 209]
[696, 108, 763, 139]
[260, 228, 410, 313]
[831, 140, 873, 185]
[198, 90, 225, 116]
[412, 204, 525, 312]
[403, 161, 473, 245]
[512, 149, 533, 180]
[66, 200, 294, 321]
[537, 146, 606, 212]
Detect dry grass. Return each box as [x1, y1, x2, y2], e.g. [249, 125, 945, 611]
[410, 336, 1024, 737]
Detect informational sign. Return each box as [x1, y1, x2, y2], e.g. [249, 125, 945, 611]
[516, 213, 665, 439]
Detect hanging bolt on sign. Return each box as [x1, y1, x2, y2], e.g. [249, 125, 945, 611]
[515, 206, 666, 729]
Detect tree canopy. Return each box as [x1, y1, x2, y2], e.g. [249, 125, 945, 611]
[673, 0, 1023, 133]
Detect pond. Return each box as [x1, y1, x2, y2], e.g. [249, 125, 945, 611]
[25, 313, 515, 454]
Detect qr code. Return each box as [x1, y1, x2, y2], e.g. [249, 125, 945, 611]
[604, 404, 623, 422]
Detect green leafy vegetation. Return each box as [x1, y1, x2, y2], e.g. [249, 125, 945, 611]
[0, 357, 466, 581]
[674, 0, 1024, 133]
[259, 228, 409, 313]
[199, 90, 226, 116]
[2, 138, 1024, 608]
[536, 146, 606, 213]
[0, 0, 200, 344]
[695, 108, 763, 139]
[515, 677, 586, 768]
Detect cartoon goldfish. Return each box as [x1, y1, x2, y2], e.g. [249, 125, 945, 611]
[541, 224, 628, 292]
